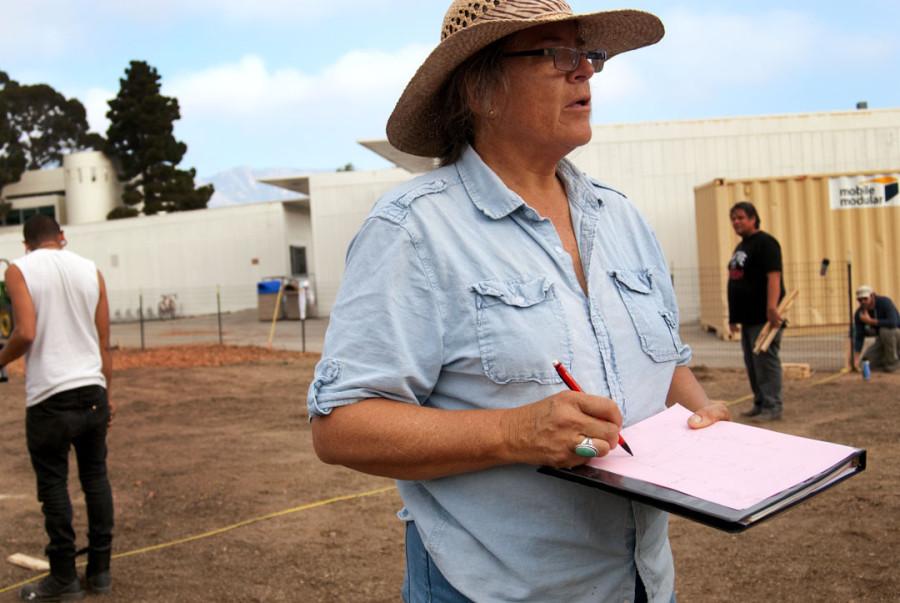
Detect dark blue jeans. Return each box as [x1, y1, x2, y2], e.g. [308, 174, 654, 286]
[26, 385, 114, 580]
[740, 323, 783, 413]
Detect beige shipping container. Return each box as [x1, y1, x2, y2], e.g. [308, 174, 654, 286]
[695, 170, 900, 337]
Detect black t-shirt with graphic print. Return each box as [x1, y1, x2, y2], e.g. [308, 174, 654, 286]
[727, 231, 785, 325]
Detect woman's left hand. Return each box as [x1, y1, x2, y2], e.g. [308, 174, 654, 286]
[687, 401, 731, 429]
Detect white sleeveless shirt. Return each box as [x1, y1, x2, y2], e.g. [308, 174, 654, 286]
[12, 249, 106, 407]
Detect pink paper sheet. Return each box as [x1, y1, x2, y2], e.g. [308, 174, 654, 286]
[587, 404, 857, 510]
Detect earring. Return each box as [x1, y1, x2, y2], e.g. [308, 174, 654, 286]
[488, 108, 497, 119]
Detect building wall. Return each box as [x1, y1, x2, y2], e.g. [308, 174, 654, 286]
[569, 109, 900, 321]
[571, 109, 900, 275]
[1, 167, 65, 199]
[0, 201, 310, 321]
[63, 151, 122, 224]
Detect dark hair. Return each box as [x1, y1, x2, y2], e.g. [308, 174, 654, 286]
[438, 39, 509, 166]
[729, 201, 760, 229]
[23, 215, 62, 247]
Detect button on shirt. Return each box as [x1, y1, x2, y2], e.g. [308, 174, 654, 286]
[308, 146, 691, 603]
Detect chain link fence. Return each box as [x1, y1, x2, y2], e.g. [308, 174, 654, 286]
[673, 260, 853, 372]
[108, 283, 324, 352]
[108, 262, 857, 371]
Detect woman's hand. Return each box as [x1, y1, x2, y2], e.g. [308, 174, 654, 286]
[502, 390, 623, 468]
[687, 400, 731, 430]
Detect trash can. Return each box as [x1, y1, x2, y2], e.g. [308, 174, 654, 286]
[257, 279, 284, 321]
[284, 289, 300, 319]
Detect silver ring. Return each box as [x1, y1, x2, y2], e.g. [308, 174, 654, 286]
[574, 437, 599, 458]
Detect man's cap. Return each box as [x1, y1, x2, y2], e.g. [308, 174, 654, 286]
[855, 285, 873, 300]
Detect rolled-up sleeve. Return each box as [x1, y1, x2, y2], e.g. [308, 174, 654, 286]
[307, 215, 444, 417]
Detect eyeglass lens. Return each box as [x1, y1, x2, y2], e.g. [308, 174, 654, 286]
[554, 49, 604, 73]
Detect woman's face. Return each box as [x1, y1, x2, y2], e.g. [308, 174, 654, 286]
[480, 21, 596, 157]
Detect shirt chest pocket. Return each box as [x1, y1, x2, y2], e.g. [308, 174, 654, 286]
[609, 269, 685, 363]
[470, 277, 572, 384]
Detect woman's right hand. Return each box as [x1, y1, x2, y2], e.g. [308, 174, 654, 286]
[501, 391, 623, 468]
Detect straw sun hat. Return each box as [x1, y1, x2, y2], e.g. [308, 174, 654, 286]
[386, 0, 664, 158]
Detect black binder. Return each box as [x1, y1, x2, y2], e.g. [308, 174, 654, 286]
[539, 448, 866, 533]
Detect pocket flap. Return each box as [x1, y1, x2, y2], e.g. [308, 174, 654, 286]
[610, 270, 652, 295]
[471, 277, 551, 308]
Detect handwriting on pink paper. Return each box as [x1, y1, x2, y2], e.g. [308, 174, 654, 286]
[587, 404, 857, 510]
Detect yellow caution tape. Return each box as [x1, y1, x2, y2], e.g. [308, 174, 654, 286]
[0, 485, 395, 594]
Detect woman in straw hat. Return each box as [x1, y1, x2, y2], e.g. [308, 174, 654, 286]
[309, 1, 729, 601]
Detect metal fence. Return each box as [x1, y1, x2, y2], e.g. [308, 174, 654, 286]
[107, 284, 324, 353]
[672, 260, 853, 372]
[109, 261, 857, 371]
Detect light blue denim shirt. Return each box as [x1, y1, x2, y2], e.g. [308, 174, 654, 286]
[308, 146, 691, 603]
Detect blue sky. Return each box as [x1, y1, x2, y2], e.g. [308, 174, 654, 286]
[3, 0, 899, 178]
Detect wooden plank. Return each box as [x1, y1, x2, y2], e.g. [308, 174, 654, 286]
[7, 553, 49, 572]
[754, 289, 800, 354]
[782, 362, 813, 380]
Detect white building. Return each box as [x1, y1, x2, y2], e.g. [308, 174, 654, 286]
[0, 153, 409, 320]
[1, 108, 897, 321]
[0, 151, 121, 227]
[358, 108, 900, 319]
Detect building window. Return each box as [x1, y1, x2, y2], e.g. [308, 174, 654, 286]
[290, 246, 307, 275]
[2, 205, 56, 226]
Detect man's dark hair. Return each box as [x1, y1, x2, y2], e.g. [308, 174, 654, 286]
[23, 215, 62, 247]
[730, 201, 760, 229]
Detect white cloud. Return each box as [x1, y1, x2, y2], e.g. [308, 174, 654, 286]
[654, 9, 821, 93]
[152, 45, 430, 172]
[93, 0, 416, 24]
[167, 56, 315, 118]
[84, 88, 116, 135]
[167, 45, 429, 127]
[590, 59, 645, 104]
[0, 1, 82, 60]
[1, 0, 421, 60]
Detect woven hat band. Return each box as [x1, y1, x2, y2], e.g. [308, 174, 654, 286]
[442, 0, 574, 40]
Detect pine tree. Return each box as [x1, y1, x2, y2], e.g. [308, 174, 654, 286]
[105, 61, 213, 219]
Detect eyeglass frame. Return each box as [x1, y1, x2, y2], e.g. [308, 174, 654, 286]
[501, 47, 608, 73]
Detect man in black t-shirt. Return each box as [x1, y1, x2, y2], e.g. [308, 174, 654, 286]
[727, 201, 786, 421]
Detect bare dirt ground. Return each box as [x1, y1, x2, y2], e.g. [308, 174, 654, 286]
[1, 347, 897, 602]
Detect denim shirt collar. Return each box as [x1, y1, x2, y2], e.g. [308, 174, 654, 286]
[456, 145, 603, 220]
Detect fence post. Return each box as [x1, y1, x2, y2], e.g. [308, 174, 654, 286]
[216, 286, 223, 345]
[139, 291, 145, 350]
[846, 260, 855, 369]
[301, 318, 306, 353]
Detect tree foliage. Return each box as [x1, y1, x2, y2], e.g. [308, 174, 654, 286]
[0, 71, 103, 169]
[0, 71, 26, 203]
[0, 70, 102, 199]
[105, 61, 213, 218]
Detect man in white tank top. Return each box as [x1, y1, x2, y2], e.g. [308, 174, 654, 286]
[0, 215, 114, 602]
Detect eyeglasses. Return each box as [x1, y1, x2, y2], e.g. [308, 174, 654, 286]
[501, 47, 608, 73]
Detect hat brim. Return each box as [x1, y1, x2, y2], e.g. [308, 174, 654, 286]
[386, 9, 664, 158]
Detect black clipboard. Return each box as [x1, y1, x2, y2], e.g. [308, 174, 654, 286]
[539, 448, 866, 533]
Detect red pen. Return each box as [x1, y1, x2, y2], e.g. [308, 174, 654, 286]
[552, 360, 634, 456]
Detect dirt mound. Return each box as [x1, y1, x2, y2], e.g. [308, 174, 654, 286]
[4, 345, 314, 375]
[112, 344, 314, 369]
